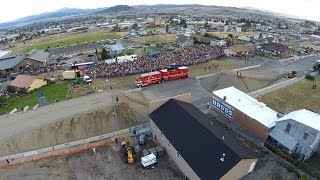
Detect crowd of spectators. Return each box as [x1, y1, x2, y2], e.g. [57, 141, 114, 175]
[0, 44, 224, 79]
[83, 44, 224, 78]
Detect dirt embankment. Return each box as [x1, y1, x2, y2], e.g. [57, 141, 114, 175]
[0, 92, 150, 156]
[201, 72, 282, 93]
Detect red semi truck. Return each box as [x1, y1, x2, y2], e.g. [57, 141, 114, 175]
[135, 66, 188, 87]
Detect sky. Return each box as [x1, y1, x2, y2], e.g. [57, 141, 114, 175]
[0, 0, 319, 23]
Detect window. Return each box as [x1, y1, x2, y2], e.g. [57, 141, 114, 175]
[303, 132, 309, 141]
[176, 151, 180, 159]
[285, 123, 292, 133]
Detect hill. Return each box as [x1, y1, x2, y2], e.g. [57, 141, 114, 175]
[0, 8, 104, 29]
[96, 5, 133, 14]
[133, 4, 206, 9]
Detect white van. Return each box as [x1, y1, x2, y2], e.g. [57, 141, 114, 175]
[141, 153, 157, 168]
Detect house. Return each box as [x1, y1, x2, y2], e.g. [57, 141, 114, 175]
[238, 36, 252, 42]
[224, 25, 241, 32]
[176, 35, 194, 47]
[209, 86, 279, 142]
[150, 99, 258, 180]
[258, 43, 294, 58]
[256, 24, 272, 31]
[25, 49, 50, 66]
[210, 39, 227, 47]
[224, 45, 250, 57]
[9, 75, 47, 93]
[268, 109, 320, 161]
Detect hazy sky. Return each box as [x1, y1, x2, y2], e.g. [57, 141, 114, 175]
[0, 0, 319, 23]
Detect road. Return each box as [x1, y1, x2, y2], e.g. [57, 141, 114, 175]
[0, 54, 319, 142]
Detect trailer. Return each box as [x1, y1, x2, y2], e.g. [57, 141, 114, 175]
[141, 153, 157, 168]
[135, 66, 188, 87]
[62, 70, 80, 80]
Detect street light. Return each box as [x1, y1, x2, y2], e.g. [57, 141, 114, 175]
[106, 79, 119, 138]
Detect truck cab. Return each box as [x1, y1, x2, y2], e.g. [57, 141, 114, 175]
[83, 75, 92, 85]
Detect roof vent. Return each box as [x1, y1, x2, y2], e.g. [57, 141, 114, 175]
[220, 153, 226, 162]
[238, 99, 241, 102]
[223, 96, 227, 101]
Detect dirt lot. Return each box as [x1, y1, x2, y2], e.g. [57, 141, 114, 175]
[258, 77, 320, 113]
[0, 143, 186, 180]
[242, 155, 300, 180]
[201, 71, 282, 93]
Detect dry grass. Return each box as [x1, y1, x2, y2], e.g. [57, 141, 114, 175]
[207, 31, 257, 38]
[130, 34, 176, 45]
[189, 57, 248, 76]
[258, 79, 320, 113]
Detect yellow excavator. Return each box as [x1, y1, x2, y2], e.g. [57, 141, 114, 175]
[286, 71, 297, 78]
[124, 137, 134, 164]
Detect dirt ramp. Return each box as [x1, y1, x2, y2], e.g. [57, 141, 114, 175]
[0, 98, 145, 156]
[200, 72, 278, 93]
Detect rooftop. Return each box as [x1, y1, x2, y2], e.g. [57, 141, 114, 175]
[10, 75, 36, 89]
[149, 99, 257, 180]
[278, 109, 320, 131]
[213, 86, 278, 128]
[0, 55, 26, 70]
[27, 49, 50, 63]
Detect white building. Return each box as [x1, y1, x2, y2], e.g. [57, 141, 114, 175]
[210, 40, 226, 47]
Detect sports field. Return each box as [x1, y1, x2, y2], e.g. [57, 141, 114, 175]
[10, 31, 128, 53]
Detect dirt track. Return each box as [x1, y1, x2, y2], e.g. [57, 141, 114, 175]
[200, 71, 282, 93]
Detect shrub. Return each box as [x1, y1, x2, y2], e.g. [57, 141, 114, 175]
[305, 74, 315, 81]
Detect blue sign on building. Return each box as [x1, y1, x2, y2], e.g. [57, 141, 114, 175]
[211, 95, 234, 119]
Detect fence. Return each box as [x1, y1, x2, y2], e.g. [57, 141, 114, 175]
[249, 77, 301, 98]
[0, 123, 150, 166]
[265, 140, 320, 179]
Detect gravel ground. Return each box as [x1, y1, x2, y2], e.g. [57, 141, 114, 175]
[0, 143, 186, 180]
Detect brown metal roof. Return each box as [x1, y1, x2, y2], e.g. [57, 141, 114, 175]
[10, 75, 36, 89]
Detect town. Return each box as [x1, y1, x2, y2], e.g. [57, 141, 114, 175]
[0, 3, 320, 180]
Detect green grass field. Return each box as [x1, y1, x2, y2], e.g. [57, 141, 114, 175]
[0, 81, 69, 115]
[258, 79, 320, 113]
[20, 31, 127, 53]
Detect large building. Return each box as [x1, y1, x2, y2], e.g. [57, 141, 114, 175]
[268, 109, 320, 161]
[150, 99, 258, 180]
[257, 43, 294, 58]
[0, 49, 49, 73]
[209, 86, 279, 142]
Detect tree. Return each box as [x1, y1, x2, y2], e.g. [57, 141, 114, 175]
[204, 21, 210, 28]
[183, 23, 187, 28]
[101, 48, 110, 60]
[132, 23, 138, 30]
[166, 24, 169, 33]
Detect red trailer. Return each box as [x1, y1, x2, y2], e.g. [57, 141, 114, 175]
[135, 66, 188, 87]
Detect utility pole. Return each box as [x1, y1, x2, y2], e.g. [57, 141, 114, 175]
[106, 79, 119, 138]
